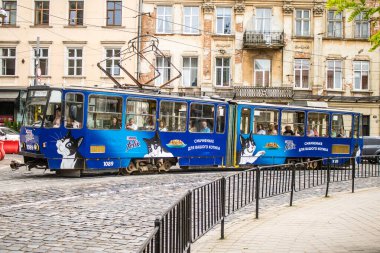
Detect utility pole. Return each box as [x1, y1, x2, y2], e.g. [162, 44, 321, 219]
[34, 36, 40, 86]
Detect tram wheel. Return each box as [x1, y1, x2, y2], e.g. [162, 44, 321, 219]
[126, 162, 137, 174]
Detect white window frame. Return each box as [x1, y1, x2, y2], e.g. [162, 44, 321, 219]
[215, 57, 231, 87]
[326, 60, 342, 90]
[294, 59, 310, 89]
[0, 47, 16, 76]
[105, 48, 121, 76]
[216, 7, 232, 35]
[355, 12, 369, 38]
[295, 9, 310, 36]
[353, 61, 369, 91]
[156, 6, 172, 34]
[66, 48, 83, 76]
[156, 57, 171, 86]
[327, 10, 343, 38]
[256, 8, 271, 33]
[182, 57, 198, 87]
[32, 48, 49, 76]
[254, 59, 271, 87]
[183, 6, 199, 34]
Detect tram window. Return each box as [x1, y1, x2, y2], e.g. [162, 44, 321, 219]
[159, 101, 187, 132]
[126, 98, 156, 131]
[44, 90, 62, 128]
[87, 95, 122, 130]
[65, 93, 83, 129]
[240, 108, 251, 134]
[281, 111, 305, 136]
[216, 105, 226, 134]
[189, 103, 214, 133]
[25, 90, 49, 127]
[307, 112, 329, 137]
[331, 114, 352, 138]
[254, 109, 279, 135]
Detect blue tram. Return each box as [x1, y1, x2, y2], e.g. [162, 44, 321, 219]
[18, 86, 362, 176]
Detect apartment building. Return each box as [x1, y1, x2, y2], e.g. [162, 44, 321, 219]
[140, 0, 380, 135]
[0, 0, 138, 122]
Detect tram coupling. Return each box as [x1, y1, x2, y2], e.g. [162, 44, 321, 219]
[10, 160, 25, 171]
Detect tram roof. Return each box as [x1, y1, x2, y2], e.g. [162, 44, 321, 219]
[233, 101, 356, 113]
[28, 85, 229, 104]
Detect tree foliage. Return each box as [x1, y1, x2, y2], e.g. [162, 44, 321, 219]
[327, 0, 380, 51]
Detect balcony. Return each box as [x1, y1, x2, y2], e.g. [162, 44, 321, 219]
[243, 31, 284, 49]
[234, 86, 293, 99]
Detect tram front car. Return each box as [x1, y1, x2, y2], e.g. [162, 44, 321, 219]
[19, 86, 81, 176]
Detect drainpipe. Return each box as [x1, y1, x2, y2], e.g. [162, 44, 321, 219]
[136, 0, 143, 81]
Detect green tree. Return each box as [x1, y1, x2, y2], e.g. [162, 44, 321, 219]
[327, 0, 380, 51]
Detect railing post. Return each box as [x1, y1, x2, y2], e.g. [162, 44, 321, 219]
[255, 168, 260, 219]
[325, 158, 331, 197]
[187, 190, 192, 253]
[289, 164, 296, 206]
[351, 157, 356, 193]
[154, 218, 161, 253]
[220, 177, 226, 239]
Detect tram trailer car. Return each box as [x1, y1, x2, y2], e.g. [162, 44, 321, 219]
[19, 86, 362, 176]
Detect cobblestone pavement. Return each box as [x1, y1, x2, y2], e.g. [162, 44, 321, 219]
[0, 155, 232, 253]
[1, 154, 379, 253]
[193, 186, 380, 253]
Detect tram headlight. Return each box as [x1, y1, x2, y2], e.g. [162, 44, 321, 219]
[34, 143, 40, 151]
[42, 142, 47, 148]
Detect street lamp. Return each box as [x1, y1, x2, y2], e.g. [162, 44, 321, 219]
[0, 8, 8, 21]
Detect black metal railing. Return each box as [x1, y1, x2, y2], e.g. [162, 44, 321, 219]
[243, 31, 284, 48]
[234, 86, 294, 99]
[139, 155, 380, 253]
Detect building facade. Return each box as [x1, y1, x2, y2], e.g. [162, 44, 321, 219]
[0, 0, 138, 123]
[1, 0, 380, 135]
[140, 0, 380, 135]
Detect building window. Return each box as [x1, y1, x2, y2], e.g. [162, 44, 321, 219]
[254, 59, 270, 87]
[34, 48, 49, 76]
[35, 1, 50, 25]
[67, 48, 83, 76]
[327, 60, 342, 90]
[106, 1, 122, 26]
[295, 9, 310, 36]
[0, 48, 16, 75]
[183, 6, 199, 34]
[69, 1, 84, 26]
[156, 6, 172, 33]
[215, 57, 230, 87]
[183, 57, 198, 87]
[2, 1, 17, 25]
[106, 48, 121, 76]
[156, 57, 171, 86]
[353, 61, 369, 90]
[256, 8, 271, 33]
[294, 59, 309, 89]
[355, 12, 369, 38]
[327, 10, 342, 37]
[216, 7, 231, 35]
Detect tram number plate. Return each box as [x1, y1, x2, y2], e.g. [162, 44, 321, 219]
[103, 161, 114, 167]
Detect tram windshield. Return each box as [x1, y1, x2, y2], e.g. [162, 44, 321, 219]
[24, 90, 49, 127]
[24, 89, 62, 128]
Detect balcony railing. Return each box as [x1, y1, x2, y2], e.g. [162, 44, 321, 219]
[243, 31, 284, 49]
[235, 86, 293, 99]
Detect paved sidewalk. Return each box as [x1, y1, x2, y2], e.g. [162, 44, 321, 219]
[192, 187, 380, 253]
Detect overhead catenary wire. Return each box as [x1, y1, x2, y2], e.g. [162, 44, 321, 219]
[10, 2, 380, 79]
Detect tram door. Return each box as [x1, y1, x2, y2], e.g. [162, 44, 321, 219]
[64, 93, 84, 130]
